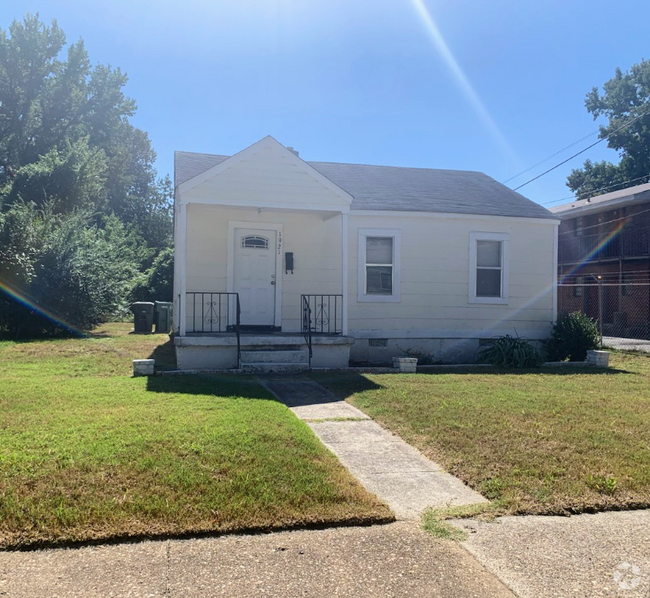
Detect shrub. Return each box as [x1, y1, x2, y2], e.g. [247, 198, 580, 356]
[0, 207, 142, 337]
[546, 312, 600, 362]
[132, 246, 174, 302]
[477, 335, 544, 368]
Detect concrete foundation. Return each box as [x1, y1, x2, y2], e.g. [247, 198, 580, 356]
[174, 334, 354, 370]
[351, 337, 482, 365]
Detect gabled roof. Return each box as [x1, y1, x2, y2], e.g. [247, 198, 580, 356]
[175, 145, 556, 220]
[550, 182, 650, 218]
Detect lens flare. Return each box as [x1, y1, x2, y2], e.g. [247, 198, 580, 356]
[0, 280, 85, 336]
[410, 0, 518, 163]
[559, 221, 626, 282]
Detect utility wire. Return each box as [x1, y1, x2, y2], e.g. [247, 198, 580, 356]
[502, 130, 598, 184]
[512, 106, 650, 192]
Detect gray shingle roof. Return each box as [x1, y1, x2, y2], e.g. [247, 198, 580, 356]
[175, 150, 555, 220]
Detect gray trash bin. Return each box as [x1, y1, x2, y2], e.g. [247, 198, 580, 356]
[154, 301, 173, 334]
[131, 302, 155, 333]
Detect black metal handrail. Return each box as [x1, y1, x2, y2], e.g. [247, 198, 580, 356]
[185, 292, 241, 368]
[300, 294, 343, 336]
[302, 296, 313, 370]
[301, 294, 343, 371]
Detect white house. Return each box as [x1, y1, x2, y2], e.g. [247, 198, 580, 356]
[173, 136, 559, 371]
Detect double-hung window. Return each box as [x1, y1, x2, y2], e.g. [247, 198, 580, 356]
[358, 229, 400, 302]
[469, 232, 509, 304]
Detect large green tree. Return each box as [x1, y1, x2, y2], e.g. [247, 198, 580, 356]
[0, 14, 172, 337]
[567, 60, 650, 198]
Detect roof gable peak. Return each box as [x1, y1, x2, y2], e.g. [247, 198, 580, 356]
[177, 136, 352, 205]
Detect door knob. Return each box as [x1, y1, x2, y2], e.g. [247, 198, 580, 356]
[271, 281, 276, 285]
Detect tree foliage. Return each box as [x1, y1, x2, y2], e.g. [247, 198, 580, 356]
[0, 15, 172, 338]
[567, 59, 650, 198]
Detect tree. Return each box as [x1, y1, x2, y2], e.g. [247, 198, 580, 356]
[567, 60, 650, 198]
[0, 15, 136, 185]
[0, 14, 173, 338]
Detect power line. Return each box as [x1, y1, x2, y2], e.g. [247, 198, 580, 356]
[512, 106, 650, 192]
[542, 174, 650, 206]
[502, 129, 598, 184]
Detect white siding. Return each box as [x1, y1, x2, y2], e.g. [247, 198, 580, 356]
[183, 144, 349, 210]
[347, 213, 556, 340]
[176, 142, 557, 355]
[185, 204, 343, 333]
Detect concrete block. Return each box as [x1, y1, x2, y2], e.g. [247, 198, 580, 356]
[587, 350, 610, 367]
[393, 357, 418, 373]
[133, 359, 155, 376]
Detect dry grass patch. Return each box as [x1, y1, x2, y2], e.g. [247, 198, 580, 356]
[313, 353, 650, 515]
[0, 324, 392, 549]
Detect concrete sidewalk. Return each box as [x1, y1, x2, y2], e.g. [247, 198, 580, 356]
[0, 523, 515, 598]
[262, 378, 487, 519]
[456, 509, 650, 598]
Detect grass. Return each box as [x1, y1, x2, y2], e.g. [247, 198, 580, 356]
[421, 503, 498, 541]
[421, 510, 469, 541]
[0, 324, 391, 549]
[313, 352, 650, 516]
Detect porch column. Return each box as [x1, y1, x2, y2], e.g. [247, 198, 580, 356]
[341, 212, 349, 335]
[178, 201, 188, 336]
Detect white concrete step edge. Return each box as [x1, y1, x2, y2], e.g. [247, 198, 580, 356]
[240, 349, 306, 364]
[241, 362, 309, 374]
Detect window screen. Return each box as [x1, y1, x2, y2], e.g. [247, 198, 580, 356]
[366, 237, 393, 295]
[476, 240, 502, 297]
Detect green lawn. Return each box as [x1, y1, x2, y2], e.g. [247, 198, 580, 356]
[0, 324, 391, 549]
[313, 353, 650, 516]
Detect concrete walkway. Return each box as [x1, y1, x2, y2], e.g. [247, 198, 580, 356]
[0, 522, 515, 598]
[455, 509, 650, 598]
[262, 378, 487, 519]
[603, 336, 650, 352]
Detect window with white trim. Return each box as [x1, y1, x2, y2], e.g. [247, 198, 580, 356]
[358, 229, 401, 302]
[469, 232, 509, 304]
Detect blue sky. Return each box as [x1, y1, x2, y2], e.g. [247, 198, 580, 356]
[4, 0, 650, 207]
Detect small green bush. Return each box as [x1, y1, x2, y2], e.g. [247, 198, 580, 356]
[546, 312, 600, 362]
[477, 335, 544, 368]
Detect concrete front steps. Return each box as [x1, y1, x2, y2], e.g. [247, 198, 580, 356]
[175, 334, 354, 371]
[240, 347, 309, 374]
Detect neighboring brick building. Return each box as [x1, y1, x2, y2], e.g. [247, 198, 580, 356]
[551, 183, 650, 339]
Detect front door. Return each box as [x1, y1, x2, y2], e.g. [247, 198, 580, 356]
[233, 228, 277, 326]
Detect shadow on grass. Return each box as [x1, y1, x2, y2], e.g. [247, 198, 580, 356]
[145, 372, 271, 400]
[148, 337, 177, 370]
[310, 371, 386, 398]
[86, 330, 112, 338]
